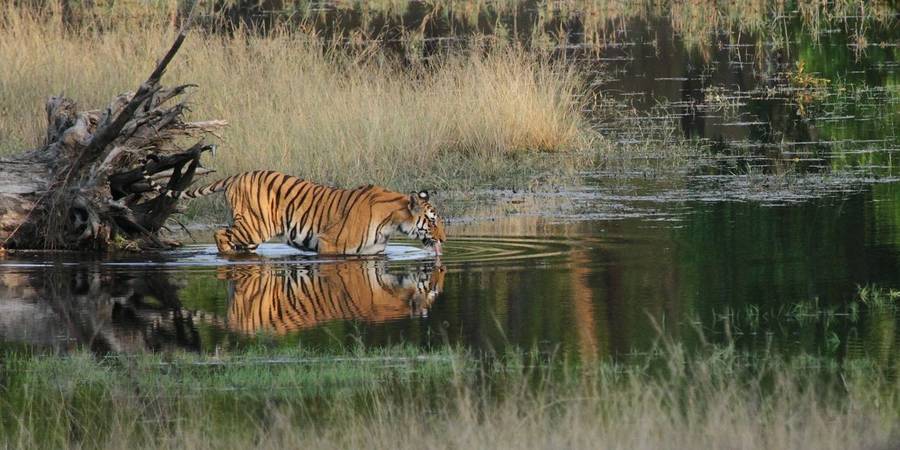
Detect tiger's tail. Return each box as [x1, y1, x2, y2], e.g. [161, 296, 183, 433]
[142, 170, 237, 200]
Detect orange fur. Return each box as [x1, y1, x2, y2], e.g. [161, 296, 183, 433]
[220, 262, 445, 334]
[154, 170, 446, 255]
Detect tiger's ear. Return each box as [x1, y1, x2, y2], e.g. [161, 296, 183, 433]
[408, 192, 420, 213]
[408, 191, 428, 213]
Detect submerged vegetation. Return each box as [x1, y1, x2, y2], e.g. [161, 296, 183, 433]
[1, 343, 898, 450]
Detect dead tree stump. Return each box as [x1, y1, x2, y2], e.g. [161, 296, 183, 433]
[0, 26, 225, 251]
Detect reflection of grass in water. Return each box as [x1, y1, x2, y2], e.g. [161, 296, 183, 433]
[711, 288, 900, 360]
[1, 342, 898, 449]
[14, 1, 896, 55]
[713, 298, 849, 337]
[858, 285, 900, 310]
[178, 273, 229, 312]
[871, 184, 900, 256]
[718, 298, 863, 327]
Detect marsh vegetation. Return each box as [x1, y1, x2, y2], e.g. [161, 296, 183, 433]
[2, 342, 898, 450]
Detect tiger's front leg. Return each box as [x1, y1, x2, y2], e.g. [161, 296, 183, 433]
[215, 218, 263, 254]
[214, 229, 237, 254]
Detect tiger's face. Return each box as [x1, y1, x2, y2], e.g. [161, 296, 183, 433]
[405, 264, 446, 316]
[407, 191, 446, 255]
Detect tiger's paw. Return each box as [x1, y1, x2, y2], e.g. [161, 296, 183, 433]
[214, 230, 236, 254]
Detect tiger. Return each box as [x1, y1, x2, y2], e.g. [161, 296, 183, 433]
[220, 261, 445, 334]
[144, 170, 446, 255]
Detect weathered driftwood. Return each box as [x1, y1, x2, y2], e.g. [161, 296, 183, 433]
[0, 26, 225, 250]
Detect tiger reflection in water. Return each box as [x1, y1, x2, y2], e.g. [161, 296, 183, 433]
[219, 261, 445, 335]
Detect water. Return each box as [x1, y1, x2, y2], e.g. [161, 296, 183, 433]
[1, 3, 898, 366]
[2, 192, 898, 363]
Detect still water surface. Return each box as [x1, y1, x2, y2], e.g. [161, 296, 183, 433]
[0, 4, 897, 365]
[1, 189, 898, 366]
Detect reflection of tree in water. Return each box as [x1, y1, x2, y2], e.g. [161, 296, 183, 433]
[221, 261, 445, 335]
[0, 267, 203, 354]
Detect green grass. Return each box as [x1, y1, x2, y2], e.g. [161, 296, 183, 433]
[1, 342, 898, 449]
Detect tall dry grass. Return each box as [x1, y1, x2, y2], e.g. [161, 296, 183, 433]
[0, 6, 590, 191]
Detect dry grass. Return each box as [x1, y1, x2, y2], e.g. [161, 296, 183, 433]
[0, 6, 591, 192]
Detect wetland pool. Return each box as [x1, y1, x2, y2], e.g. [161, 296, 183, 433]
[1, 2, 898, 370]
[1, 186, 898, 369]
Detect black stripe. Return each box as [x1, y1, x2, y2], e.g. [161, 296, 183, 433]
[265, 173, 282, 206]
[371, 198, 405, 205]
[342, 186, 371, 216]
[326, 188, 344, 214]
[334, 184, 372, 253]
[288, 184, 315, 229]
[309, 187, 331, 231]
[282, 179, 308, 211]
[295, 185, 322, 234]
[264, 173, 283, 234]
[253, 172, 266, 223]
[334, 189, 353, 213]
[321, 189, 342, 232]
[374, 215, 393, 238]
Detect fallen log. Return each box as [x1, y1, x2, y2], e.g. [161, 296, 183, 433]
[0, 23, 225, 251]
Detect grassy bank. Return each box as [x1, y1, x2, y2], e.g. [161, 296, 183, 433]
[0, 6, 591, 193]
[1, 343, 898, 450]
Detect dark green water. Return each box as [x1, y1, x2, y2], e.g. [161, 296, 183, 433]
[0, 3, 898, 366]
[1, 189, 898, 364]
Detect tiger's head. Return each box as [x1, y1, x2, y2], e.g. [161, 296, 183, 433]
[405, 191, 446, 255]
[405, 264, 446, 317]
